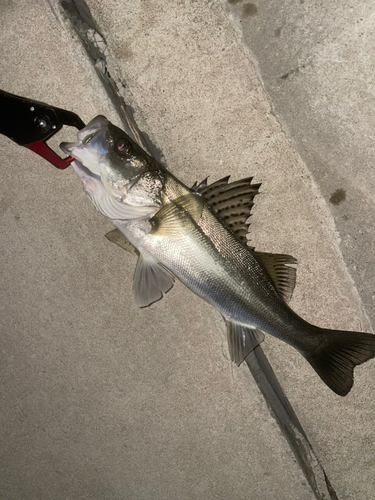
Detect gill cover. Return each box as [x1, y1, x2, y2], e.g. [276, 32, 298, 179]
[71, 160, 157, 220]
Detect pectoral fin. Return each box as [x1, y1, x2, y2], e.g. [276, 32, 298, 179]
[133, 254, 175, 307]
[226, 321, 265, 366]
[149, 193, 204, 237]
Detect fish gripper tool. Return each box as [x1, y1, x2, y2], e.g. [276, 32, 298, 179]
[0, 89, 85, 169]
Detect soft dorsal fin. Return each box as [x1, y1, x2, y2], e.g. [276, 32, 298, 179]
[253, 251, 297, 303]
[192, 176, 261, 243]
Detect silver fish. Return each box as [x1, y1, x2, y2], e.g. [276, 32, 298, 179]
[61, 115, 375, 396]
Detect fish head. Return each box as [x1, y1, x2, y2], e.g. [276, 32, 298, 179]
[60, 115, 149, 199]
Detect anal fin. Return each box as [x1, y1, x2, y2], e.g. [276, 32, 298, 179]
[226, 321, 265, 366]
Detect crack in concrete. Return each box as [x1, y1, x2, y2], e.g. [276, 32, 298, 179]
[58, 0, 164, 164]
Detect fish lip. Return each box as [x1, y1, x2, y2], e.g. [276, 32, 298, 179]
[77, 115, 109, 142]
[59, 115, 110, 158]
[71, 158, 101, 181]
[60, 141, 77, 155]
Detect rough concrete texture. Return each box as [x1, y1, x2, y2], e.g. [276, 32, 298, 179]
[0, 1, 374, 499]
[223, 0, 375, 330]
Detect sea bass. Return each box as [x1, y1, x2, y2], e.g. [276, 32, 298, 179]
[61, 115, 375, 396]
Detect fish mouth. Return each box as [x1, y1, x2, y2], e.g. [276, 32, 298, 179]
[60, 115, 109, 175]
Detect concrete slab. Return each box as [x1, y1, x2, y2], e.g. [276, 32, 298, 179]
[223, 0, 375, 329]
[0, 2, 312, 499]
[69, 0, 375, 497]
[0, 1, 374, 499]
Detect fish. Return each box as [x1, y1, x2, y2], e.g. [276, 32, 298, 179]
[61, 115, 375, 396]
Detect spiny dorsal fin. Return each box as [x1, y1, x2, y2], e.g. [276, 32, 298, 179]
[253, 252, 297, 303]
[192, 176, 261, 243]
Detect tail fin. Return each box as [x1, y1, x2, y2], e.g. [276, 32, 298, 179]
[304, 329, 375, 396]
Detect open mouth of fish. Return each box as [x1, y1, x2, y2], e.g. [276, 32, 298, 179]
[60, 115, 109, 175]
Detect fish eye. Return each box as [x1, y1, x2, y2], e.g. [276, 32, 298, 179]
[115, 138, 132, 155]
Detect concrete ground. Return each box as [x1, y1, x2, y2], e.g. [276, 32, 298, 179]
[0, 1, 374, 499]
